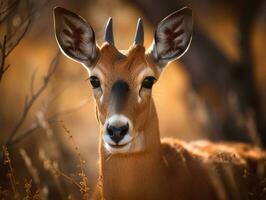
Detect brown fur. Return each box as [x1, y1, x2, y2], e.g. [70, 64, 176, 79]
[87, 44, 266, 200]
[53, 8, 266, 199]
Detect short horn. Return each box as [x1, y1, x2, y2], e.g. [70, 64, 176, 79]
[133, 18, 144, 46]
[104, 17, 114, 45]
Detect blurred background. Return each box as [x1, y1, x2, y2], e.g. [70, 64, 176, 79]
[0, 0, 265, 199]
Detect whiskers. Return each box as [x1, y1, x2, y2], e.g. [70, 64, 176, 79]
[105, 153, 113, 162]
[103, 148, 114, 162]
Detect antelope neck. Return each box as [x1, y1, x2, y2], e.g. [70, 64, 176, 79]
[99, 99, 166, 199]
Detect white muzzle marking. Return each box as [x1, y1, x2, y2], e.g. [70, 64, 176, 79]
[103, 114, 144, 154]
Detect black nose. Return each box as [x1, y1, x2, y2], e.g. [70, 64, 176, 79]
[107, 123, 129, 144]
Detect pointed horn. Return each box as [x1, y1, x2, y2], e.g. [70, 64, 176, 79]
[104, 17, 114, 45]
[134, 18, 144, 46]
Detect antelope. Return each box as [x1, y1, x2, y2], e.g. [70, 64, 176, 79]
[53, 6, 266, 200]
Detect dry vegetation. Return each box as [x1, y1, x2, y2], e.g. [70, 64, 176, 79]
[1, 122, 91, 199]
[0, 0, 265, 199]
[0, 1, 93, 199]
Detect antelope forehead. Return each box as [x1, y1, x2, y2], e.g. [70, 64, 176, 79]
[137, 67, 155, 79]
[90, 64, 155, 80]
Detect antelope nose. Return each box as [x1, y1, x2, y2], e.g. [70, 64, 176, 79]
[107, 123, 129, 144]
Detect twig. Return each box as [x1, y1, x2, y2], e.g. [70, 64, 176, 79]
[0, 0, 17, 15]
[0, 36, 9, 81]
[60, 122, 90, 199]
[30, 68, 38, 98]
[19, 148, 40, 186]
[53, 167, 81, 190]
[5, 0, 54, 55]
[0, 0, 19, 24]
[39, 148, 81, 190]
[0, 0, 52, 81]
[4, 1, 33, 56]
[2, 146, 20, 199]
[7, 99, 89, 147]
[4, 53, 60, 146]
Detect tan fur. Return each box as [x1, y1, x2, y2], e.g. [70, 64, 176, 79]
[87, 43, 266, 200]
[53, 7, 266, 198]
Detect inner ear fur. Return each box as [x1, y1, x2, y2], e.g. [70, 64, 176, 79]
[149, 7, 193, 67]
[53, 7, 99, 67]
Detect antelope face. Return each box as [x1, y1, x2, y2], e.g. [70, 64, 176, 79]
[54, 7, 193, 154]
[88, 44, 159, 154]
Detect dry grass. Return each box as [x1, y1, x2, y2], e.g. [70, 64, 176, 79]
[1, 122, 91, 200]
[60, 121, 90, 199]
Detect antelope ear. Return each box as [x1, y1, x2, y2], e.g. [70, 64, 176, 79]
[149, 7, 193, 67]
[53, 7, 99, 67]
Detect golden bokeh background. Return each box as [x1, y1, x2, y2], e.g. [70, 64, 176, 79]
[0, 0, 265, 198]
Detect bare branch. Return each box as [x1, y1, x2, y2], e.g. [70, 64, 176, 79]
[5, 0, 34, 56]
[5, 17, 32, 57]
[4, 52, 60, 146]
[30, 68, 38, 97]
[0, 0, 19, 24]
[8, 99, 89, 147]
[0, 0, 52, 81]
[0, 36, 8, 81]
[0, 1, 16, 15]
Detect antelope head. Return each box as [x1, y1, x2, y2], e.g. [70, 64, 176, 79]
[53, 7, 193, 155]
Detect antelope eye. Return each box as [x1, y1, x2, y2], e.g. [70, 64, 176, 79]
[141, 76, 156, 89]
[89, 76, 101, 89]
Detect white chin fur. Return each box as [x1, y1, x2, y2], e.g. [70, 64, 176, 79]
[104, 132, 145, 155]
[104, 142, 132, 154]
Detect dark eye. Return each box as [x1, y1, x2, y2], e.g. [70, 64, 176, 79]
[141, 76, 156, 89]
[89, 76, 101, 89]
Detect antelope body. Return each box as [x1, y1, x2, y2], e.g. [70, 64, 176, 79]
[53, 7, 266, 200]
